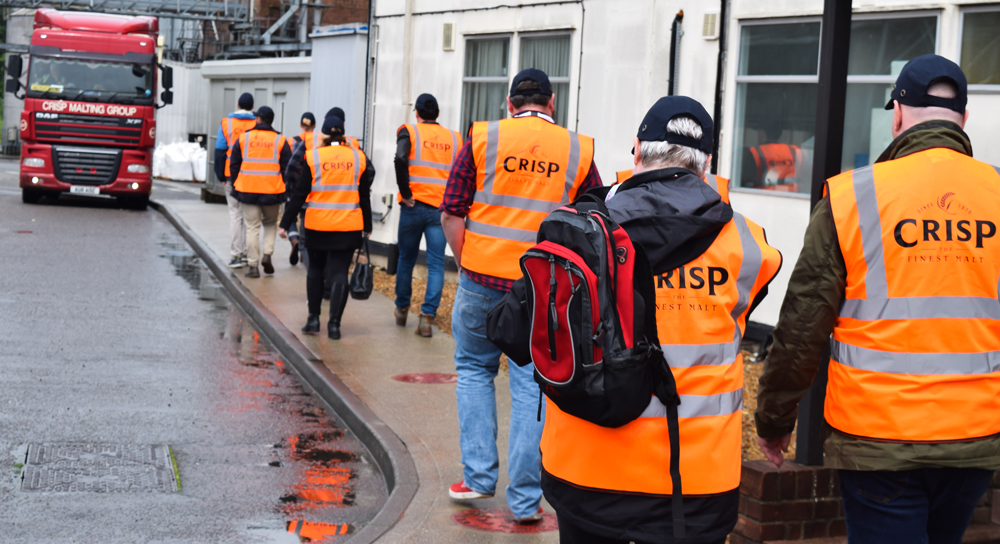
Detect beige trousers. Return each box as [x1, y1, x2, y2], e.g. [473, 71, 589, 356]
[241, 203, 282, 267]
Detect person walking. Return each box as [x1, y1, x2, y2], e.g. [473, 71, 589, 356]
[393, 93, 461, 337]
[214, 92, 257, 268]
[440, 68, 602, 522]
[229, 106, 292, 278]
[279, 116, 374, 340]
[541, 96, 781, 544]
[755, 55, 999, 544]
[286, 112, 317, 266]
[325, 107, 361, 149]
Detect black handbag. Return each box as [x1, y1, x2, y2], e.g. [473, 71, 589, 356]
[386, 243, 400, 275]
[349, 239, 374, 300]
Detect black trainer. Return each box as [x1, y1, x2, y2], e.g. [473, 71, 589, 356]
[301, 314, 320, 334]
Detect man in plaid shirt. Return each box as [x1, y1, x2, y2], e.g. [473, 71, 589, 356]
[440, 68, 602, 523]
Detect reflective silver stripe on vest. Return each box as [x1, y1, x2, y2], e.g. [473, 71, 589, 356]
[305, 202, 360, 210]
[662, 214, 763, 368]
[238, 169, 281, 176]
[310, 184, 356, 191]
[242, 134, 282, 164]
[409, 175, 447, 186]
[409, 124, 456, 171]
[706, 173, 719, 192]
[638, 389, 744, 419]
[839, 165, 1000, 321]
[563, 129, 581, 201]
[465, 219, 537, 244]
[832, 338, 1000, 375]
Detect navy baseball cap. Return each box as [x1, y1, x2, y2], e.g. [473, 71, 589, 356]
[509, 68, 553, 97]
[300, 112, 315, 127]
[415, 93, 438, 111]
[238, 92, 254, 110]
[255, 106, 274, 124]
[635, 96, 714, 155]
[321, 116, 344, 136]
[884, 54, 968, 114]
[326, 107, 345, 121]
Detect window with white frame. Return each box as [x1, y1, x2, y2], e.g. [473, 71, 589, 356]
[733, 14, 938, 194]
[960, 6, 1000, 87]
[461, 36, 510, 134]
[461, 32, 573, 133]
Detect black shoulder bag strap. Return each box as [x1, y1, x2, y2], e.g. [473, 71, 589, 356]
[633, 242, 685, 539]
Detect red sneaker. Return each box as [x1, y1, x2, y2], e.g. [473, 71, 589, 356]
[515, 507, 544, 524]
[448, 481, 494, 500]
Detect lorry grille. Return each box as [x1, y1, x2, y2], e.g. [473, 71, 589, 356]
[34, 112, 144, 147]
[51, 147, 122, 186]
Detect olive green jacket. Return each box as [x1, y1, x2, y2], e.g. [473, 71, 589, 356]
[755, 121, 1000, 471]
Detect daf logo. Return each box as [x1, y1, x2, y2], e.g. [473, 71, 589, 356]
[35, 112, 58, 120]
[125, 118, 143, 125]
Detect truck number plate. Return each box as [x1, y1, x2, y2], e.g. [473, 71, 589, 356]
[69, 186, 101, 196]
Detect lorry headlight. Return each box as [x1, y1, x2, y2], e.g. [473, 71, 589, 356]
[131, 182, 140, 190]
[22, 158, 44, 168]
[31, 177, 40, 184]
[127, 164, 149, 173]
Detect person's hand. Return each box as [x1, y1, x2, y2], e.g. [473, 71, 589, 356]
[403, 197, 416, 207]
[363, 231, 371, 238]
[278, 228, 287, 239]
[758, 434, 792, 467]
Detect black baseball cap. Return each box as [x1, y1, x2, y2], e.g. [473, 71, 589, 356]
[255, 106, 274, 124]
[238, 92, 254, 110]
[509, 68, 553, 97]
[326, 107, 345, 121]
[884, 54, 968, 114]
[321, 116, 345, 136]
[415, 93, 438, 112]
[300, 112, 315, 127]
[635, 96, 714, 155]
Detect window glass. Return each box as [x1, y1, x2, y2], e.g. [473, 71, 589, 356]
[27, 56, 154, 105]
[462, 38, 510, 133]
[848, 17, 936, 75]
[738, 23, 821, 76]
[520, 35, 571, 127]
[961, 10, 1000, 85]
[733, 83, 816, 193]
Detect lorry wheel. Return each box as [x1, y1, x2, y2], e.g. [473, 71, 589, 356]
[128, 195, 149, 211]
[22, 188, 42, 204]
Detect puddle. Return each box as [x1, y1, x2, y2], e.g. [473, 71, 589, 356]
[160, 235, 385, 542]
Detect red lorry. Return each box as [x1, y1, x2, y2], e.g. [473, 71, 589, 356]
[6, 8, 173, 210]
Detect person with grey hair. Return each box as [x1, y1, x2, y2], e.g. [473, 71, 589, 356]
[756, 54, 1000, 544]
[541, 96, 781, 543]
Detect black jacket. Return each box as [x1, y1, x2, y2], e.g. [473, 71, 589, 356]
[229, 124, 293, 206]
[543, 167, 740, 544]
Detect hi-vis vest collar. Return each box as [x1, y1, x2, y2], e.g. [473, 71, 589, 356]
[826, 149, 1000, 442]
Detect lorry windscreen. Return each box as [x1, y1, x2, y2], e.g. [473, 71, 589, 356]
[27, 56, 154, 105]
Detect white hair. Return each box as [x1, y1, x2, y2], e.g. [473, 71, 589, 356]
[639, 116, 709, 177]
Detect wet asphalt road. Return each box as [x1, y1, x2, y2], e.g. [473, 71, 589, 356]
[0, 158, 386, 543]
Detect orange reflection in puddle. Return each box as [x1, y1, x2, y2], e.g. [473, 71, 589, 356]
[287, 519, 352, 541]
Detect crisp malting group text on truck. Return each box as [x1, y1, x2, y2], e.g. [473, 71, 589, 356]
[6, 8, 173, 210]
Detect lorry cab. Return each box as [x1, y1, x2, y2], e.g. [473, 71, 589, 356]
[7, 9, 172, 209]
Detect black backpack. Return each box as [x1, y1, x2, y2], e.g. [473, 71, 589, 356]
[486, 194, 686, 538]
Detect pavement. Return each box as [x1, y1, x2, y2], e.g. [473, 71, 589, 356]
[154, 186, 560, 543]
[0, 166, 385, 543]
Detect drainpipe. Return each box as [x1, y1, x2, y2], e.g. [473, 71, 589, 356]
[711, 0, 728, 173]
[402, 0, 414, 119]
[667, 10, 683, 96]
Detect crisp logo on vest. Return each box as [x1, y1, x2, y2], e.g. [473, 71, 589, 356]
[657, 266, 729, 296]
[894, 218, 995, 249]
[249, 140, 275, 149]
[423, 139, 451, 152]
[321, 161, 354, 171]
[937, 192, 972, 216]
[502, 145, 561, 178]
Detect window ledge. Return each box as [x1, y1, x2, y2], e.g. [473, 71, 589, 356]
[969, 85, 1000, 95]
[730, 187, 811, 200]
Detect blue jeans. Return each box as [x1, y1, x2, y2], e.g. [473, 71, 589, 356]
[839, 468, 993, 544]
[394, 202, 447, 317]
[452, 273, 545, 518]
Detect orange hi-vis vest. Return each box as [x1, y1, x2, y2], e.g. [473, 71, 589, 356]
[399, 122, 462, 208]
[826, 148, 1000, 443]
[312, 131, 360, 152]
[222, 116, 257, 178]
[304, 143, 366, 232]
[294, 131, 315, 153]
[749, 143, 802, 181]
[234, 131, 287, 195]
[615, 169, 730, 203]
[465, 115, 595, 280]
[541, 213, 781, 496]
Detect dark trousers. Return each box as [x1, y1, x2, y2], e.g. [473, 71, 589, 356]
[556, 514, 726, 544]
[306, 248, 353, 316]
[839, 468, 993, 544]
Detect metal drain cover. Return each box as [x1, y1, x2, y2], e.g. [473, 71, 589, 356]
[21, 444, 179, 493]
